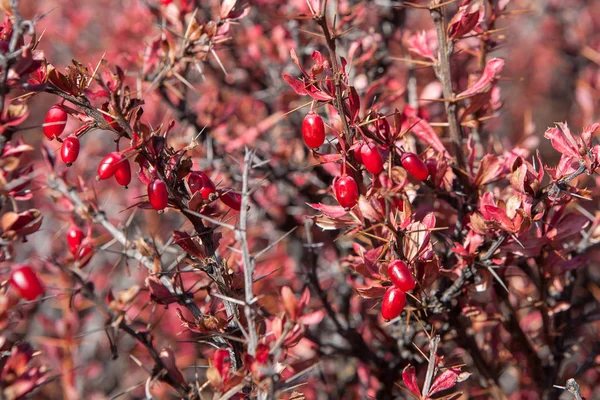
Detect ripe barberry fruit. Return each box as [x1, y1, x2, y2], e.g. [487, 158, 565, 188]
[360, 142, 384, 174]
[114, 160, 132, 187]
[60, 136, 80, 166]
[66, 224, 85, 255]
[213, 349, 231, 379]
[188, 171, 216, 200]
[148, 179, 168, 211]
[43, 105, 68, 140]
[381, 287, 406, 320]
[401, 152, 429, 181]
[387, 260, 416, 291]
[333, 175, 359, 209]
[97, 152, 125, 180]
[353, 141, 364, 164]
[9, 265, 45, 301]
[76, 243, 94, 268]
[220, 189, 242, 211]
[302, 112, 326, 149]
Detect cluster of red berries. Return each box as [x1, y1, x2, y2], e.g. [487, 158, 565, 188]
[301, 112, 430, 210]
[381, 260, 415, 320]
[43, 104, 82, 166]
[97, 152, 132, 187]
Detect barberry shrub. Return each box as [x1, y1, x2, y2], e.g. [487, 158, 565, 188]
[0, 0, 599, 399]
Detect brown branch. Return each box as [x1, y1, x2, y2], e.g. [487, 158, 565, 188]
[315, 12, 353, 141]
[47, 175, 204, 320]
[50, 260, 191, 399]
[429, 1, 466, 170]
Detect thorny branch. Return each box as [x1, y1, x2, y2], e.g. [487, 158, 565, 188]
[0, 0, 34, 152]
[50, 260, 192, 399]
[236, 149, 258, 356]
[429, 0, 466, 171]
[47, 175, 204, 320]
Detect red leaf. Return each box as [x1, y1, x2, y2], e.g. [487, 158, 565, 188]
[146, 276, 178, 305]
[314, 153, 342, 164]
[306, 82, 335, 101]
[160, 348, 186, 385]
[173, 230, 207, 259]
[428, 369, 461, 396]
[409, 117, 449, 156]
[458, 58, 504, 98]
[298, 309, 325, 325]
[473, 154, 504, 187]
[402, 365, 421, 397]
[448, 0, 483, 40]
[543, 122, 580, 159]
[356, 285, 387, 299]
[307, 203, 348, 218]
[282, 73, 308, 96]
[405, 31, 436, 61]
[348, 86, 360, 123]
[290, 49, 308, 77]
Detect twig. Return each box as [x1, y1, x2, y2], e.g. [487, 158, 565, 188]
[429, 1, 466, 170]
[0, 0, 34, 153]
[236, 149, 258, 356]
[554, 378, 583, 400]
[421, 335, 440, 397]
[50, 259, 191, 399]
[46, 175, 204, 321]
[315, 11, 353, 140]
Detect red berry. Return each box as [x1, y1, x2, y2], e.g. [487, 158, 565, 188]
[60, 136, 80, 166]
[213, 349, 231, 379]
[360, 142, 384, 174]
[97, 152, 124, 180]
[43, 105, 68, 140]
[353, 141, 364, 164]
[9, 265, 45, 301]
[114, 160, 132, 187]
[401, 152, 429, 181]
[255, 344, 270, 365]
[220, 189, 242, 211]
[188, 171, 216, 200]
[333, 175, 359, 209]
[76, 243, 94, 268]
[381, 287, 406, 320]
[387, 260, 416, 291]
[302, 112, 326, 149]
[66, 224, 85, 255]
[148, 179, 168, 211]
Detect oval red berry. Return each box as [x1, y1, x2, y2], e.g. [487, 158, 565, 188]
[114, 160, 132, 187]
[353, 141, 364, 164]
[360, 142, 384, 174]
[66, 224, 85, 255]
[148, 179, 169, 211]
[188, 171, 216, 201]
[302, 112, 326, 149]
[43, 105, 68, 140]
[381, 287, 406, 320]
[10, 265, 45, 301]
[61, 136, 80, 165]
[334, 175, 359, 209]
[387, 260, 416, 291]
[76, 243, 94, 268]
[401, 152, 429, 181]
[97, 152, 125, 180]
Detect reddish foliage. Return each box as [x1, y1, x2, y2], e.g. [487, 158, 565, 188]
[0, 0, 599, 399]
